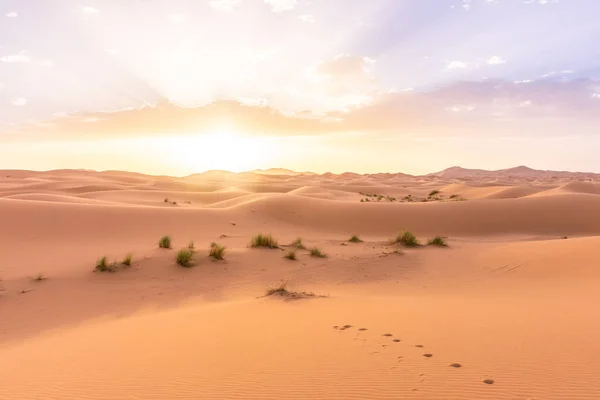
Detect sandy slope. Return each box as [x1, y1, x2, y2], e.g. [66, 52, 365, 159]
[1, 168, 600, 400]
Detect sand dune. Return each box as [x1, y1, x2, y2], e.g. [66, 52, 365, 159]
[1, 167, 600, 399]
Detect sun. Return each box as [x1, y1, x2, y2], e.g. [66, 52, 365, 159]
[169, 128, 277, 173]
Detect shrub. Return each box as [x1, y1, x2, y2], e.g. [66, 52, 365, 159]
[159, 235, 172, 249]
[251, 233, 278, 248]
[429, 190, 440, 197]
[95, 256, 116, 272]
[164, 198, 169, 203]
[290, 237, 305, 249]
[209, 243, 226, 260]
[284, 250, 297, 260]
[428, 236, 447, 247]
[176, 249, 194, 267]
[309, 247, 327, 258]
[395, 231, 419, 247]
[348, 235, 362, 243]
[265, 280, 289, 296]
[122, 253, 132, 266]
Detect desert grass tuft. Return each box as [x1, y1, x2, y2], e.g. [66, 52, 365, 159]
[265, 280, 290, 296]
[428, 190, 440, 197]
[251, 233, 278, 249]
[158, 235, 172, 249]
[284, 249, 297, 260]
[176, 248, 194, 267]
[209, 243, 226, 260]
[290, 237, 306, 249]
[348, 235, 363, 243]
[122, 253, 132, 266]
[395, 231, 419, 247]
[309, 247, 327, 258]
[95, 256, 117, 272]
[32, 273, 47, 281]
[188, 240, 195, 250]
[427, 236, 448, 247]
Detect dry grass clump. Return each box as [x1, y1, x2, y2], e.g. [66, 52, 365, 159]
[251, 233, 278, 249]
[427, 236, 448, 247]
[188, 240, 195, 250]
[264, 281, 325, 299]
[209, 242, 226, 260]
[121, 253, 133, 266]
[284, 249, 297, 260]
[158, 235, 172, 249]
[31, 273, 47, 281]
[176, 248, 194, 267]
[309, 247, 327, 258]
[348, 235, 363, 243]
[95, 256, 117, 272]
[394, 231, 419, 247]
[290, 237, 306, 249]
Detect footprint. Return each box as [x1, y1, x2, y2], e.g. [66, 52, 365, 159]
[383, 333, 393, 337]
[414, 344, 424, 348]
[358, 328, 368, 331]
[422, 353, 433, 358]
[392, 339, 401, 343]
[449, 363, 462, 368]
[483, 379, 495, 385]
[333, 326, 339, 329]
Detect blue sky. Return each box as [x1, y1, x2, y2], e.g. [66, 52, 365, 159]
[1, 0, 599, 174]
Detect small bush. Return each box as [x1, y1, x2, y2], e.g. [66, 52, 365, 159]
[176, 249, 194, 267]
[209, 243, 226, 260]
[251, 233, 278, 248]
[348, 235, 362, 243]
[122, 253, 132, 266]
[309, 247, 327, 258]
[95, 256, 116, 272]
[265, 280, 289, 296]
[164, 198, 169, 203]
[188, 240, 195, 250]
[159, 235, 172, 249]
[429, 190, 440, 197]
[428, 236, 447, 247]
[290, 237, 305, 249]
[395, 231, 419, 247]
[284, 250, 297, 260]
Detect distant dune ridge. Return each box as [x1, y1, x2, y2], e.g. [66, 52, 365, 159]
[1, 165, 600, 399]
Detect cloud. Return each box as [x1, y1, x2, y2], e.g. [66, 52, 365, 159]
[209, 0, 242, 11]
[40, 60, 55, 67]
[487, 56, 506, 65]
[0, 54, 31, 63]
[12, 98, 27, 106]
[447, 61, 467, 69]
[298, 14, 315, 23]
[5, 12, 18, 18]
[81, 6, 99, 14]
[264, 0, 297, 12]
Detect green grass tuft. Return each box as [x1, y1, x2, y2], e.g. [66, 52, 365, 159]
[309, 247, 327, 258]
[284, 250, 297, 260]
[95, 256, 117, 272]
[176, 248, 194, 267]
[251, 233, 278, 249]
[290, 237, 306, 249]
[209, 243, 226, 260]
[158, 235, 172, 249]
[348, 235, 363, 243]
[427, 236, 448, 247]
[122, 253, 132, 266]
[395, 231, 419, 247]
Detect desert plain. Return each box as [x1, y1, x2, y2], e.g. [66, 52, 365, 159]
[1, 165, 600, 400]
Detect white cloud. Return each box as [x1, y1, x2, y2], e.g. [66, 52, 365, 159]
[209, 0, 242, 11]
[264, 0, 297, 12]
[447, 60, 467, 69]
[12, 98, 27, 106]
[40, 60, 55, 67]
[298, 14, 315, 23]
[519, 100, 532, 107]
[487, 56, 506, 65]
[168, 14, 185, 23]
[1, 54, 31, 63]
[592, 93, 600, 99]
[6, 12, 18, 18]
[81, 6, 99, 14]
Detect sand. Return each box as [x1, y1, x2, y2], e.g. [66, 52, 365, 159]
[1, 167, 600, 399]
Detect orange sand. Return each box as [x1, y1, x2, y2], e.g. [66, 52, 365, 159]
[1, 167, 599, 399]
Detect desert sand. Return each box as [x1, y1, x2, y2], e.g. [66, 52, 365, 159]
[1, 166, 600, 399]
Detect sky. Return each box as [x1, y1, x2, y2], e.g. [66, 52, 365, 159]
[1, 0, 600, 175]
